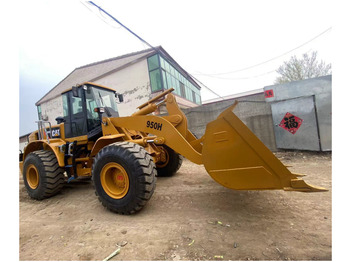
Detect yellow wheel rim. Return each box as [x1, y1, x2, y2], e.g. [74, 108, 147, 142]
[156, 147, 169, 168]
[100, 163, 129, 199]
[26, 164, 39, 189]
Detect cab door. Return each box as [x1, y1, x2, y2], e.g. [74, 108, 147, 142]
[63, 88, 88, 138]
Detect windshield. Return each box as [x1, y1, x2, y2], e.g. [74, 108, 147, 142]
[84, 85, 119, 132]
[91, 87, 118, 112]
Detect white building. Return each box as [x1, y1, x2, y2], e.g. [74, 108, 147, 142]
[36, 46, 202, 123]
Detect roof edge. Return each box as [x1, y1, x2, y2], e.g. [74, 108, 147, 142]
[35, 45, 203, 105]
[76, 46, 160, 70]
[35, 68, 77, 106]
[157, 46, 201, 90]
[36, 47, 160, 106]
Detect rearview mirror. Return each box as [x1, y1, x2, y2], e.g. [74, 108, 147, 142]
[55, 116, 65, 124]
[116, 93, 124, 103]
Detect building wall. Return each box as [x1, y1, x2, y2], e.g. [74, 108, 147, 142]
[183, 93, 277, 151]
[36, 60, 151, 122]
[19, 135, 29, 152]
[39, 95, 64, 124]
[95, 58, 199, 116]
[36, 57, 200, 125]
[95, 59, 152, 117]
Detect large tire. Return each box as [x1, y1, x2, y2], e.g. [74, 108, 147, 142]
[156, 145, 183, 177]
[92, 142, 157, 215]
[22, 150, 65, 200]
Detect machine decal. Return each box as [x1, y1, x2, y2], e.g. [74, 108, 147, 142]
[146, 121, 162, 131]
[279, 112, 303, 135]
[46, 127, 61, 138]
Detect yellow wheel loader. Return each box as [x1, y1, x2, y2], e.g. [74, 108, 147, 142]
[19, 82, 326, 214]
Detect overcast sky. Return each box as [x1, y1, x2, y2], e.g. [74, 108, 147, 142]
[17, 0, 334, 136]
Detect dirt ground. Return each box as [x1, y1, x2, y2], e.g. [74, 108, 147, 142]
[19, 151, 332, 261]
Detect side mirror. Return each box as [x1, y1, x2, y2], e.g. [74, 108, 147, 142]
[116, 93, 124, 103]
[55, 116, 65, 124]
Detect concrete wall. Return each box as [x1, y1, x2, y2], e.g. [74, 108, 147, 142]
[183, 92, 277, 151]
[264, 75, 332, 151]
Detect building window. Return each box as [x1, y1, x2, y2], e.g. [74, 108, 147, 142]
[149, 70, 162, 92]
[147, 54, 202, 105]
[37, 105, 42, 120]
[147, 55, 162, 92]
[147, 54, 159, 71]
[180, 82, 185, 98]
[62, 94, 69, 117]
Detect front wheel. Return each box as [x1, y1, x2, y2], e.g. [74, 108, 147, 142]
[92, 142, 157, 214]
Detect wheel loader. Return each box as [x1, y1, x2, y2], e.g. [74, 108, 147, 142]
[19, 82, 326, 214]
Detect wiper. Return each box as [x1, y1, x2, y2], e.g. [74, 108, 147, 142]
[98, 91, 112, 117]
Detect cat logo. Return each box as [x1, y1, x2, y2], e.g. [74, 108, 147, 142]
[47, 128, 60, 138]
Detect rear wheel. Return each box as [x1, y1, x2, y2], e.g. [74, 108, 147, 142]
[156, 145, 183, 177]
[22, 150, 65, 200]
[92, 142, 157, 214]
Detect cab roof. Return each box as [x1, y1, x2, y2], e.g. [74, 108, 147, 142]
[61, 82, 116, 95]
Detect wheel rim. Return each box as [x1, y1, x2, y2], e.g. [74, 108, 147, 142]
[100, 163, 129, 199]
[26, 164, 39, 189]
[156, 147, 169, 168]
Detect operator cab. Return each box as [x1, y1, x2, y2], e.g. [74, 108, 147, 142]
[59, 82, 122, 140]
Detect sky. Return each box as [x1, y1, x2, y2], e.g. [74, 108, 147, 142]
[17, 0, 335, 136]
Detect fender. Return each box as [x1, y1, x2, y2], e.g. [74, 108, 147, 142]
[21, 139, 66, 173]
[90, 134, 125, 157]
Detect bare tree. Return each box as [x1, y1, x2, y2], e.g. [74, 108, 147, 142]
[274, 51, 331, 84]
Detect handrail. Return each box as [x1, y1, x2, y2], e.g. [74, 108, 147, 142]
[35, 120, 52, 144]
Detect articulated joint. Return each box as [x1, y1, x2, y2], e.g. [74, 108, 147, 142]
[145, 137, 165, 145]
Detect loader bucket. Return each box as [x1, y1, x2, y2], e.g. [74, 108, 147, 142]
[201, 102, 327, 192]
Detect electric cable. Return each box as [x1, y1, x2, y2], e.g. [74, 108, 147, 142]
[195, 27, 332, 76]
[88, 1, 156, 51]
[80, 1, 121, 30]
[87, 1, 224, 99]
[200, 70, 276, 80]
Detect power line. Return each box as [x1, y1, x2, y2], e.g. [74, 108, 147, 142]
[86, 1, 224, 99]
[200, 70, 277, 80]
[98, 9, 122, 29]
[190, 75, 224, 100]
[199, 48, 314, 81]
[87, 1, 156, 51]
[195, 27, 332, 76]
[80, 1, 122, 30]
